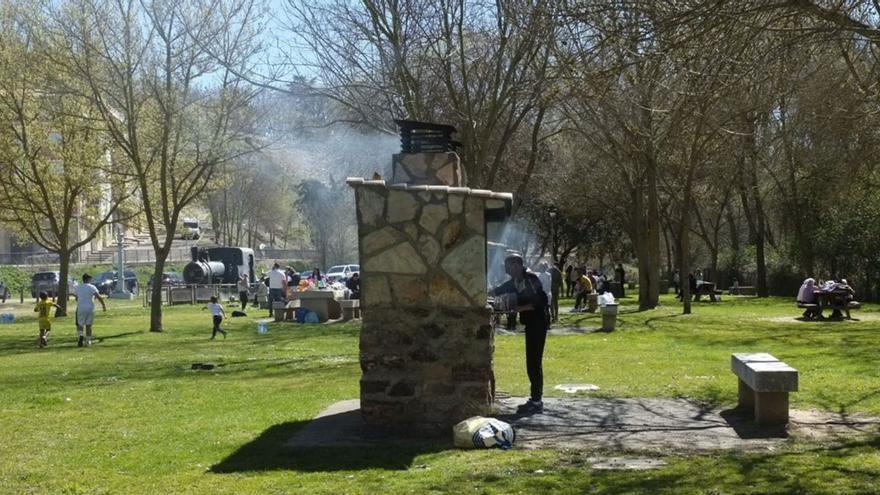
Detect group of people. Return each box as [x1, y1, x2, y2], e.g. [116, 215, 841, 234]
[797, 277, 856, 320]
[33, 273, 106, 348]
[673, 269, 708, 300]
[562, 263, 626, 312]
[564, 264, 627, 298]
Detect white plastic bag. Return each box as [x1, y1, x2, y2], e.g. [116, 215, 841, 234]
[598, 292, 616, 306]
[453, 416, 516, 449]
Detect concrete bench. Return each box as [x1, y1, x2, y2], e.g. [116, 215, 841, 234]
[340, 299, 360, 320]
[273, 301, 291, 322]
[729, 286, 757, 296]
[731, 353, 798, 425]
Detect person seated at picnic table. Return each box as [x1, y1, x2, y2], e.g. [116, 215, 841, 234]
[828, 279, 856, 319]
[797, 277, 819, 319]
[346, 273, 360, 299]
[286, 267, 301, 290]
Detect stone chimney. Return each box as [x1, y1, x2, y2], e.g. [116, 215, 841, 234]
[347, 121, 512, 434]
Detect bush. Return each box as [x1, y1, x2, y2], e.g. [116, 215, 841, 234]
[0, 265, 31, 293]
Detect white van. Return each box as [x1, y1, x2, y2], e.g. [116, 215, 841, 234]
[181, 219, 201, 240]
[326, 264, 360, 282]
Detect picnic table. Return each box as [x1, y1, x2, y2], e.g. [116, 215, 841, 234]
[798, 289, 860, 320]
[693, 281, 720, 302]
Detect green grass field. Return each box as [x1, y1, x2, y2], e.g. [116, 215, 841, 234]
[0, 295, 878, 494]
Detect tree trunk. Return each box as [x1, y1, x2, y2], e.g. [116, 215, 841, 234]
[749, 157, 769, 297]
[679, 220, 692, 315]
[679, 180, 694, 315]
[150, 252, 168, 332]
[55, 249, 72, 317]
[662, 221, 674, 281]
[642, 155, 661, 310]
[754, 210, 768, 297]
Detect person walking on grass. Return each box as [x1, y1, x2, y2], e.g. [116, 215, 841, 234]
[237, 273, 250, 311]
[207, 296, 227, 339]
[34, 291, 61, 348]
[74, 274, 106, 347]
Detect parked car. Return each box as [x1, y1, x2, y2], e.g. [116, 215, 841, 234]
[31, 271, 76, 299]
[147, 272, 185, 288]
[95, 270, 139, 295]
[326, 264, 360, 283]
[180, 218, 201, 240]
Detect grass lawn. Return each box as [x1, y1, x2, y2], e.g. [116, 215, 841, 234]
[0, 295, 878, 494]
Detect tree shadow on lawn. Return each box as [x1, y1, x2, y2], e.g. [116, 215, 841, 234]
[0, 351, 356, 393]
[211, 419, 449, 473]
[0, 330, 143, 356]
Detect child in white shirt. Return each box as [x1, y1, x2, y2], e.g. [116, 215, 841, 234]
[206, 296, 227, 339]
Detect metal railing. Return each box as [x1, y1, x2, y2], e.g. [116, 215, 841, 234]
[144, 283, 243, 306]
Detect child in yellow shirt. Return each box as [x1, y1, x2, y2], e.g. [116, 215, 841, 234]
[34, 291, 61, 348]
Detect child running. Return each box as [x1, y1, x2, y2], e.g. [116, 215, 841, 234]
[207, 296, 227, 340]
[34, 292, 61, 348]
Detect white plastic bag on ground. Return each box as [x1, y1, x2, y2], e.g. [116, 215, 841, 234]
[453, 416, 516, 449]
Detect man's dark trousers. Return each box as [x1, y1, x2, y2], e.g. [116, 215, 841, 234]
[522, 313, 548, 401]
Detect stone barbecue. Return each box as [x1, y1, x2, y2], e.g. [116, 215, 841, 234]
[347, 122, 512, 434]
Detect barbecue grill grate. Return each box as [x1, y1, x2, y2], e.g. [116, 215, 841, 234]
[395, 119, 462, 153]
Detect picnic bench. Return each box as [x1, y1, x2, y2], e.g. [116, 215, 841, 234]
[729, 286, 756, 296]
[798, 289, 860, 320]
[693, 282, 721, 302]
[274, 301, 295, 322]
[340, 299, 361, 320]
[731, 353, 798, 425]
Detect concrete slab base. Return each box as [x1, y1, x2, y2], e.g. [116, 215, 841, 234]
[287, 397, 879, 453]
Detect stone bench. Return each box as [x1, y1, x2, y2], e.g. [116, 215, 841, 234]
[273, 301, 292, 322]
[340, 299, 361, 320]
[729, 286, 757, 296]
[731, 353, 798, 425]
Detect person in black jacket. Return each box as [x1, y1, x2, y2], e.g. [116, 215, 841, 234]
[489, 254, 550, 415]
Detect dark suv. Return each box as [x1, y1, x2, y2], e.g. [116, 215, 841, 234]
[95, 271, 139, 295]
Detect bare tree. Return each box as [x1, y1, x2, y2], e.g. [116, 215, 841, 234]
[247, 0, 560, 192]
[45, 0, 262, 331]
[0, 4, 134, 315]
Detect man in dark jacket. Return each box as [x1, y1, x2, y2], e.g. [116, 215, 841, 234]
[489, 254, 550, 414]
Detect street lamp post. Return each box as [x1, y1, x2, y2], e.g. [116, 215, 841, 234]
[548, 207, 558, 267]
[110, 230, 133, 299]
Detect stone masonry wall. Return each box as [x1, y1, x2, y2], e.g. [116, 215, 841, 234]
[350, 151, 499, 433]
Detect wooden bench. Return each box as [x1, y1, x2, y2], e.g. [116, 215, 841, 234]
[693, 283, 719, 302]
[729, 286, 757, 296]
[731, 353, 798, 425]
[830, 301, 861, 319]
[340, 299, 360, 320]
[797, 300, 860, 320]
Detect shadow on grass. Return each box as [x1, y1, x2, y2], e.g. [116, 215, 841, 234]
[643, 313, 683, 331]
[719, 408, 789, 439]
[0, 329, 144, 355]
[211, 419, 448, 473]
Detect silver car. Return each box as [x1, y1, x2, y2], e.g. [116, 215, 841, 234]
[31, 271, 76, 299]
